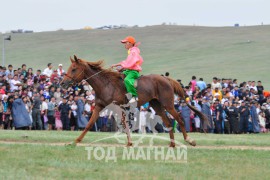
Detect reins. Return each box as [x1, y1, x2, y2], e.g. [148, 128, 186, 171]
[64, 66, 113, 86]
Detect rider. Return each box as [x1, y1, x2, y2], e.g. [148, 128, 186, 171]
[111, 36, 143, 103]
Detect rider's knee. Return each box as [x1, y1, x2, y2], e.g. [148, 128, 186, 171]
[124, 78, 131, 85]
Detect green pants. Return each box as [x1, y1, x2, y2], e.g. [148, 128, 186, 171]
[123, 70, 139, 97]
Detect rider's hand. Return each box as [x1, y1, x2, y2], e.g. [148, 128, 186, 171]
[116, 66, 124, 71]
[111, 64, 117, 68]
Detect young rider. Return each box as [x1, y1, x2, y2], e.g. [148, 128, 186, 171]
[111, 36, 143, 103]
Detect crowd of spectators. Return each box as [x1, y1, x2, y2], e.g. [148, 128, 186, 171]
[0, 64, 269, 134]
[172, 75, 269, 134]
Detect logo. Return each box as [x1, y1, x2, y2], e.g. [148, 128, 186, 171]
[85, 95, 187, 163]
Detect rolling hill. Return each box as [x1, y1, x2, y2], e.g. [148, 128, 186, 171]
[1, 25, 270, 89]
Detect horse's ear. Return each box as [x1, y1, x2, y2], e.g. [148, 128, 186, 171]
[74, 55, 78, 62]
[70, 56, 75, 63]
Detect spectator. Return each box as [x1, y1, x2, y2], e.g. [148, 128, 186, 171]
[43, 63, 53, 78]
[70, 101, 78, 131]
[201, 97, 214, 133]
[257, 81, 264, 103]
[179, 100, 190, 132]
[211, 77, 222, 90]
[196, 78, 206, 92]
[250, 101, 260, 133]
[58, 97, 71, 130]
[40, 96, 48, 130]
[50, 70, 58, 82]
[10, 75, 22, 92]
[57, 64, 65, 76]
[26, 68, 34, 77]
[214, 99, 223, 134]
[212, 87, 222, 101]
[47, 97, 56, 130]
[21, 64, 27, 78]
[258, 111, 267, 132]
[190, 76, 197, 93]
[249, 81, 258, 92]
[75, 95, 88, 129]
[84, 98, 92, 121]
[33, 69, 42, 81]
[238, 101, 250, 134]
[12, 94, 32, 130]
[32, 93, 42, 130]
[5, 65, 14, 77]
[228, 101, 239, 134]
[82, 80, 92, 92]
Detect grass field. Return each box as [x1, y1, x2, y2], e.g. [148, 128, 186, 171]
[1, 25, 270, 89]
[0, 130, 269, 179]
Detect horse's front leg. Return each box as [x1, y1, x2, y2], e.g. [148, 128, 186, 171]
[121, 112, 132, 146]
[74, 105, 103, 144]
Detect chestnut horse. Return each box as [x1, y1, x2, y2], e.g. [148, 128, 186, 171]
[61, 55, 207, 147]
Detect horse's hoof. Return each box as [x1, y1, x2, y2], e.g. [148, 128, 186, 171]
[66, 141, 77, 147]
[185, 137, 196, 146]
[169, 143, 175, 148]
[126, 142, 133, 147]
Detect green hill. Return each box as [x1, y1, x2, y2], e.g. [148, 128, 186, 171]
[1, 25, 270, 89]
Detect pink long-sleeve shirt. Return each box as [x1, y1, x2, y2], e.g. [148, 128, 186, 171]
[120, 46, 143, 72]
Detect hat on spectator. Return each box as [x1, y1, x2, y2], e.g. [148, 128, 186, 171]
[262, 103, 267, 106]
[214, 93, 220, 96]
[58, 64, 63, 67]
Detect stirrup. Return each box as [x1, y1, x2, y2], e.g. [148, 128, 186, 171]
[128, 97, 138, 104]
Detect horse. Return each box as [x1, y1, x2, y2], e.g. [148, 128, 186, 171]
[61, 55, 208, 147]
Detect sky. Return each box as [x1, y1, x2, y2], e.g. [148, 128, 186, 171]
[0, 0, 269, 32]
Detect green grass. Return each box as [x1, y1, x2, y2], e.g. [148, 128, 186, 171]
[0, 131, 269, 179]
[1, 25, 270, 89]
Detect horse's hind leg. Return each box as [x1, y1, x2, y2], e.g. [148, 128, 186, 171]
[121, 112, 132, 146]
[149, 99, 175, 147]
[166, 107, 196, 146]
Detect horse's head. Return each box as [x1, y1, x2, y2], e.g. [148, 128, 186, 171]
[60, 55, 86, 89]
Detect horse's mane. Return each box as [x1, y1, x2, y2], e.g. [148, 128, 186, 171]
[79, 59, 122, 83]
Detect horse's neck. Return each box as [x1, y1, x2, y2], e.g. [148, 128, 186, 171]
[85, 72, 107, 95]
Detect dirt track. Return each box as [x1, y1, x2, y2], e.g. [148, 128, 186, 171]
[1, 140, 270, 151]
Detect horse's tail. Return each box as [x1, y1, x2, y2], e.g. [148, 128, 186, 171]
[166, 77, 209, 125]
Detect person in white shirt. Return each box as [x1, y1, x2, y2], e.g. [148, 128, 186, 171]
[85, 90, 95, 102]
[43, 63, 53, 78]
[41, 96, 48, 130]
[84, 98, 92, 121]
[70, 101, 78, 131]
[211, 77, 222, 90]
[57, 64, 65, 76]
[10, 75, 22, 92]
[249, 81, 258, 92]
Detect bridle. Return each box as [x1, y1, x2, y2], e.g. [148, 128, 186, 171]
[62, 66, 113, 87]
[63, 70, 85, 87]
